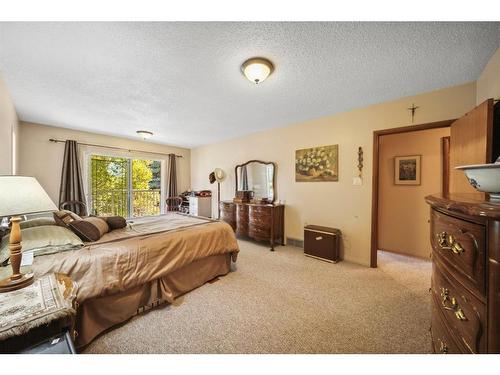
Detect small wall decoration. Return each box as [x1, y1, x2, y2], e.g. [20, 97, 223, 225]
[357, 146, 363, 177]
[295, 144, 338, 182]
[394, 155, 421, 185]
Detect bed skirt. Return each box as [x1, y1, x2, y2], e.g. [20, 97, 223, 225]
[76, 253, 232, 348]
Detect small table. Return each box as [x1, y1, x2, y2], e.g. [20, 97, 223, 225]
[0, 272, 77, 353]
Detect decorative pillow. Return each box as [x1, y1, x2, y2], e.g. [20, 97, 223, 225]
[53, 210, 82, 228]
[20, 217, 56, 230]
[0, 225, 83, 265]
[102, 216, 127, 230]
[68, 217, 110, 242]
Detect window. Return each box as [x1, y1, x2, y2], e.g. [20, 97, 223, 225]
[88, 155, 162, 218]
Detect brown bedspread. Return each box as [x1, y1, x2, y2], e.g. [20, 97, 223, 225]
[33, 214, 239, 302]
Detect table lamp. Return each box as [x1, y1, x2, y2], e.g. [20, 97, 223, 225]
[0, 176, 57, 293]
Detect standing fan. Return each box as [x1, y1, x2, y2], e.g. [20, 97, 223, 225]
[209, 168, 226, 219]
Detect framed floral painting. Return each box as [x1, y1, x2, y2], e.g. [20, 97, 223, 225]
[295, 145, 338, 182]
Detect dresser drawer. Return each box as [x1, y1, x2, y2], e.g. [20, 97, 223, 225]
[431, 262, 486, 353]
[249, 209, 271, 231]
[430, 209, 486, 294]
[248, 225, 270, 240]
[235, 204, 249, 236]
[219, 202, 236, 230]
[248, 207, 272, 229]
[249, 205, 272, 216]
[431, 299, 465, 354]
[237, 204, 248, 213]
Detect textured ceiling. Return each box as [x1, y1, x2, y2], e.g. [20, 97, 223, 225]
[0, 22, 499, 148]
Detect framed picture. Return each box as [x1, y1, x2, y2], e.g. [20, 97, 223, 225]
[394, 155, 421, 185]
[295, 144, 338, 182]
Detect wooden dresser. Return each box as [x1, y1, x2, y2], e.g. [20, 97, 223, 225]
[426, 193, 500, 354]
[220, 201, 284, 250]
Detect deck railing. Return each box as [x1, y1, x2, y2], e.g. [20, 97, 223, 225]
[91, 189, 161, 218]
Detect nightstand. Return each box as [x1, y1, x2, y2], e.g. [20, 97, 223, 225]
[21, 330, 76, 354]
[0, 272, 77, 353]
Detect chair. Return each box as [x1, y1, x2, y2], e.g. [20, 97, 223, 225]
[165, 196, 183, 212]
[59, 200, 88, 216]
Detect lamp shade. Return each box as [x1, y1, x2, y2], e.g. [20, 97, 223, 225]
[0, 176, 57, 217]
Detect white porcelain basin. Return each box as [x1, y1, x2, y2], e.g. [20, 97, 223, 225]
[455, 161, 500, 200]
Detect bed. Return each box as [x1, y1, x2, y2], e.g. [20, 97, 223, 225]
[24, 213, 239, 348]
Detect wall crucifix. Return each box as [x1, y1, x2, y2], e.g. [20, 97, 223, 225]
[407, 103, 419, 123]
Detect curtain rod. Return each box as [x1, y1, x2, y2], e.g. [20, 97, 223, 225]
[48, 138, 183, 158]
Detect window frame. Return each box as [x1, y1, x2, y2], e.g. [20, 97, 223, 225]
[83, 149, 165, 218]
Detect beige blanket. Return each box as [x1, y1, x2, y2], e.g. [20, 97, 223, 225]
[33, 214, 239, 302]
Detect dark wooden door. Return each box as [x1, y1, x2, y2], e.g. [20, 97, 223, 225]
[449, 99, 494, 195]
[441, 136, 450, 195]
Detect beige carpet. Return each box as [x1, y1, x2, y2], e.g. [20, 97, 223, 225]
[83, 241, 432, 354]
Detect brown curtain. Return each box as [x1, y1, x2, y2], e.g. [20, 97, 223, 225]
[59, 140, 87, 216]
[166, 154, 177, 198]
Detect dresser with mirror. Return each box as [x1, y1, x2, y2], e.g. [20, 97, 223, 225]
[220, 160, 284, 251]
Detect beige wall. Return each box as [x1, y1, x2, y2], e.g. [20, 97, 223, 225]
[378, 127, 450, 259]
[18, 122, 191, 205]
[12, 45, 498, 265]
[191, 82, 476, 266]
[0, 74, 19, 175]
[476, 47, 500, 104]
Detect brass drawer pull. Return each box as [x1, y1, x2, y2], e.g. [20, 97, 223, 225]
[437, 338, 448, 354]
[437, 232, 465, 255]
[315, 236, 323, 241]
[440, 287, 467, 321]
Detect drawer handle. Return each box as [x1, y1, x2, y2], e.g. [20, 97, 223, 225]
[437, 232, 465, 255]
[315, 236, 323, 241]
[440, 287, 467, 321]
[437, 338, 448, 354]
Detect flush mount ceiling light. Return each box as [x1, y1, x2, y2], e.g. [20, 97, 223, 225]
[241, 57, 274, 84]
[136, 130, 153, 139]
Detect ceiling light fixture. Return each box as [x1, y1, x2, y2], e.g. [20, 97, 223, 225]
[241, 57, 274, 84]
[136, 130, 153, 140]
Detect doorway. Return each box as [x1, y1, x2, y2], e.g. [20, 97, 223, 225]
[370, 120, 454, 268]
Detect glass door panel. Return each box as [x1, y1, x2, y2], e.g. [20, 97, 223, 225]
[131, 159, 161, 217]
[90, 156, 129, 217]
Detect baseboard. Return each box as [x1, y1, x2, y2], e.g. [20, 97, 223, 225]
[378, 248, 431, 261]
[286, 237, 304, 248]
